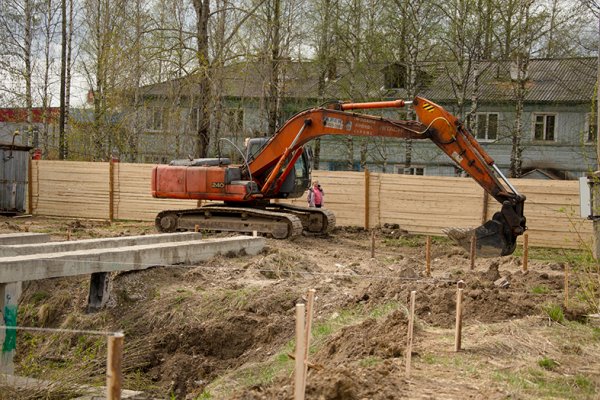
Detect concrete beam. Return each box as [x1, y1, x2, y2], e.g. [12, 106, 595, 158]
[0, 236, 265, 283]
[0, 233, 50, 246]
[0, 232, 203, 257]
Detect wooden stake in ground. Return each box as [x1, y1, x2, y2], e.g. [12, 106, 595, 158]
[303, 289, 316, 389]
[522, 233, 529, 273]
[371, 229, 375, 259]
[107, 332, 124, 400]
[294, 304, 306, 400]
[425, 236, 431, 277]
[469, 235, 476, 270]
[455, 286, 464, 352]
[564, 263, 569, 309]
[67, 229, 71, 241]
[405, 290, 416, 378]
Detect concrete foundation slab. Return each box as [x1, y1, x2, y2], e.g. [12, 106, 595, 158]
[0, 233, 50, 246]
[0, 232, 203, 257]
[0, 236, 265, 283]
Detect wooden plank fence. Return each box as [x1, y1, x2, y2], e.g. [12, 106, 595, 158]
[29, 160, 592, 249]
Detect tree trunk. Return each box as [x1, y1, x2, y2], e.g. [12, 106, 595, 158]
[193, 0, 211, 158]
[267, 0, 281, 136]
[59, 0, 67, 159]
[63, 0, 73, 158]
[24, 0, 33, 147]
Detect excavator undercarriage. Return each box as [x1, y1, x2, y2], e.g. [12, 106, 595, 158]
[155, 203, 335, 239]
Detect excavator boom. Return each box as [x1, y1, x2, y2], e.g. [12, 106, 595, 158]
[152, 96, 526, 256]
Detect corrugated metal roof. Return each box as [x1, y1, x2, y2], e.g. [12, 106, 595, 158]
[140, 57, 597, 104]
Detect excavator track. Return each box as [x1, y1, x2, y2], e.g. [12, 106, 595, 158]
[155, 205, 303, 239]
[265, 203, 336, 235]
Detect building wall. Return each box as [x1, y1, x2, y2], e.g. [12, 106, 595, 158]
[311, 101, 596, 179]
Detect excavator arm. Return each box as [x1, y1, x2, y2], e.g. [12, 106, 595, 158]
[248, 97, 526, 256]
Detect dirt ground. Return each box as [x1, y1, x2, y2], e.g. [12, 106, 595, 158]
[1, 216, 599, 399]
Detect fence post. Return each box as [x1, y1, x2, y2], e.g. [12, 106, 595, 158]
[27, 158, 33, 214]
[109, 159, 115, 222]
[107, 332, 124, 400]
[294, 304, 306, 400]
[364, 168, 370, 229]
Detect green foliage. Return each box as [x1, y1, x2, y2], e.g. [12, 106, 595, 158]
[542, 303, 565, 324]
[537, 356, 558, 371]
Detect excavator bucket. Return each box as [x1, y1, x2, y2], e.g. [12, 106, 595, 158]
[444, 215, 518, 258]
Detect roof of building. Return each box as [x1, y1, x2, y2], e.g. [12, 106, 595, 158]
[0, 108, 60, 123]
[139, 57, 597, 104]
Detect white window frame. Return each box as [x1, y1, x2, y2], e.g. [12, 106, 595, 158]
[395, 165, 425, 175]
[585, 112, 597, 143]
[532, 113, 557, 142]
[473, 112, 499, 142]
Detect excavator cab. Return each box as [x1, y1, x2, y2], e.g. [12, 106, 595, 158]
[245, 137, 312, 199]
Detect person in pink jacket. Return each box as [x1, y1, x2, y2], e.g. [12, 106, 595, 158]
[307, 181, 324, 208]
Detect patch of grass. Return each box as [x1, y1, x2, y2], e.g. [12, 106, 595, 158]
[359, 356, 382, 367]
[30, 290, 51, 303]
[513, 246, 592, 265]
[311, 301, 401, 346]
[494, 368, 596, 399]
[383, 236, 422, 248]
[124, 369, 160, 392]
[531, 285, 550, 295]
[592, 327, 600, 341]
[421, 353, 439, 365]
[538, 356, 558, 370]
[542, 303, 565, 323]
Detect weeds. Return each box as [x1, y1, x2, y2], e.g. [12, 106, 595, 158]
[543, 303, 565, 323]
[538, 356, 559, 370]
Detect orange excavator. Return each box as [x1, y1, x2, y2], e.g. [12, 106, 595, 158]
[152, 97, 526, 257]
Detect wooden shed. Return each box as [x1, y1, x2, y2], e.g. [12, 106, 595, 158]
[0, 143, 32, 215]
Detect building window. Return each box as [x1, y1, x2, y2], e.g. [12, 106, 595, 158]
[533, 114, 556, 141]
[145, 107, 163, 132]
[586, 113, 597, 143]
[189, 108, 198, 131]
[395, 165, 424, 175]
[470, 113, 498, 141]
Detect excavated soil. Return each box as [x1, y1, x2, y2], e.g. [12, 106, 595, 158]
[0, 216, 598, 399]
